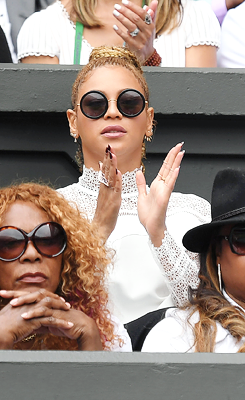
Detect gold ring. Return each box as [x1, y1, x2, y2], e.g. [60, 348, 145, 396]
[158, 173, 163, 179]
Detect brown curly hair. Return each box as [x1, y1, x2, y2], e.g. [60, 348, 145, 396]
[0, 182, 121, 350]
[187, 237, 245, 352]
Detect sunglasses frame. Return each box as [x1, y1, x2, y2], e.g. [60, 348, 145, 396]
[78, 89, 148, 119]
[0, 222, 67, 262]
[219, 225, 245, 255]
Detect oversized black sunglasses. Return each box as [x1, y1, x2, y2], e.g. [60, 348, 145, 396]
[0, 222, 67, 262]
[219, 226, 245, 255]
[78, 89, 148, 119]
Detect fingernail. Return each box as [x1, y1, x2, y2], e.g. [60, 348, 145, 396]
[122, 0, 129, 4]
[65, 302, 71, 308]
[113, 24, 119, 31]
[181, 141, 184, 146]
[114, 3, 121, 10]
[68, 322, 74, 327]
[106, 146, 109, 153]
[60, 297, 66, 302]
[113, 10, 120, 16]
[108, 144, 111, 151]
[98, 161, 103, 169]
[21, 313, 28, 318]
[0, 290, 7, 293]
[143, 4, 147, 9]
[116, 168, 118, 175]
[182, 150, 185, 155]
[10, 299, 18, 305]
[109, 151, 113, 160]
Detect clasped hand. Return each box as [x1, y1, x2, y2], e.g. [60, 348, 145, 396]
[0, 289, 102, 350]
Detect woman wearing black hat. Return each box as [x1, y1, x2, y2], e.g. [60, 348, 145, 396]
[142, 168, 245, 353]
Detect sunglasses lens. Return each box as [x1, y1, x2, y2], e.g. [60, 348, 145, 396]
[118, 90, 145, 117]
[34, 223, 66, 257]
[231, 228, 245, 255]
[81, 92, 107, 119]
[0, 228, 26, 261]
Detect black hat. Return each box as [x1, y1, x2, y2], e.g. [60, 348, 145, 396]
[183, 168, 245, 253]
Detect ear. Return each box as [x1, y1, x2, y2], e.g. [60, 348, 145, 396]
[145, 106, 154, 140]
[67, 109, 79, 137]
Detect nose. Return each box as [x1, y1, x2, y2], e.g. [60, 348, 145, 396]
[104, 99, 122, 119]
[19, 240, 42, 263]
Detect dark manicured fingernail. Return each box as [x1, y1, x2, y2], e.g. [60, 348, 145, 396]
[108, 144, 111, 151]
[109, 151, 113, 160]
[116, 168, 118, 175]
[106, 146, 109, 153]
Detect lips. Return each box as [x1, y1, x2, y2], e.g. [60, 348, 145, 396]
[18, 272, 47, 283]
[100, 125, 127, 138]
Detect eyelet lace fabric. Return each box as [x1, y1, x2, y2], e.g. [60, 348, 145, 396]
[58, 166, 211, 313]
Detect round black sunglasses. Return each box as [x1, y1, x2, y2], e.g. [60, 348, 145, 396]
[0, 222, 67, 262]
[78, 89, 148, 119]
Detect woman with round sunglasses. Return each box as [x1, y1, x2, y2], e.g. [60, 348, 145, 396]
[57, 46, 211, 324]
[17, 0, 219, 67]
[0, 182, 131, 350]
[142, 168, 245, 353]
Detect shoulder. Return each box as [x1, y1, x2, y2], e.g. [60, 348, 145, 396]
[182, 0, 220, 47]
[167, 192, 211, 222]
[142, 307, 197, 352]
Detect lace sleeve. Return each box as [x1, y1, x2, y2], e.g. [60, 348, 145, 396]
[150, 230, 199, 307]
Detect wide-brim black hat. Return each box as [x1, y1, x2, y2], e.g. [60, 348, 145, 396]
[183, 168, 245, 253]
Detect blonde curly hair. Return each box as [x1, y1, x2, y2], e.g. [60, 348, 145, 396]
[0, 182, 121, 350]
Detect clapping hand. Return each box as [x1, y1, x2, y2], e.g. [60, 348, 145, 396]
[136, 142, 185, 246]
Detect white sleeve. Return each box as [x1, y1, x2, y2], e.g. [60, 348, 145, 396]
[142, 308, 195, 353]
[17, 10, 60, 60]
[109, 315, 132, 352]
[217, 2, 245, 67]
[150, 194, 211, 307]
[184, 0, 220, 48]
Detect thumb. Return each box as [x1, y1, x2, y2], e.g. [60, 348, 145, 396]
[136, 170, 147, 196]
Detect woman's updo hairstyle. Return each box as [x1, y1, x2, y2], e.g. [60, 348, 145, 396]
[71, 46, 149, 109]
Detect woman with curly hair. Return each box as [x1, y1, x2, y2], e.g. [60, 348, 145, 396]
[17, 0, 219, 67]
[142, 168, 245, 353]
[0, 182, 131, 350]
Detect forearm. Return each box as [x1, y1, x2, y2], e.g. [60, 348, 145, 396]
[150, 230, 200, 306]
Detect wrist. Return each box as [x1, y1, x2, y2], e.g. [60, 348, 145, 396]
[77, 320, 103, 351]
[144, 49, 161, 66]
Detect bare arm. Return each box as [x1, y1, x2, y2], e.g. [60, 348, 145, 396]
[185, 45, 217, 67]
[20, 55, 59, 64]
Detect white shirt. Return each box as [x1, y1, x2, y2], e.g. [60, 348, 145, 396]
[0, 0, 16, 62]
[217, 1, 245, 67]
[57, 167, 211, 324]
[17, 0, 220, 66]
[142, 292, 245, 352]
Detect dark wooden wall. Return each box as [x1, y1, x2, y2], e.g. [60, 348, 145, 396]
[1, 64, 245, 201]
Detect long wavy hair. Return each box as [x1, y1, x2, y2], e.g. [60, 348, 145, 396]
[187, 234, 245, 352]
[0, 182, 121, 350]
[71, 45, 154, 173]
[72, 0, 183, 34]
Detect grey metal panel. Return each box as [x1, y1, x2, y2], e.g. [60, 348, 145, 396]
[0, 352, 244, 400]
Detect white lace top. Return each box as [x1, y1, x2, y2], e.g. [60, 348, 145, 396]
[17, 0, 220, 66]
[57, 167, 211, 323]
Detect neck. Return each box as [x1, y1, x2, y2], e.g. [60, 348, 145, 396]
[225, 289, 245, 311]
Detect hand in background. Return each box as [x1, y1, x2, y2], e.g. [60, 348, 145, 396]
[113, 0, 158, 63]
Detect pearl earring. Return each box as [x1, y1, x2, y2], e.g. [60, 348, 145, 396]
[70, 132, 77, 143]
